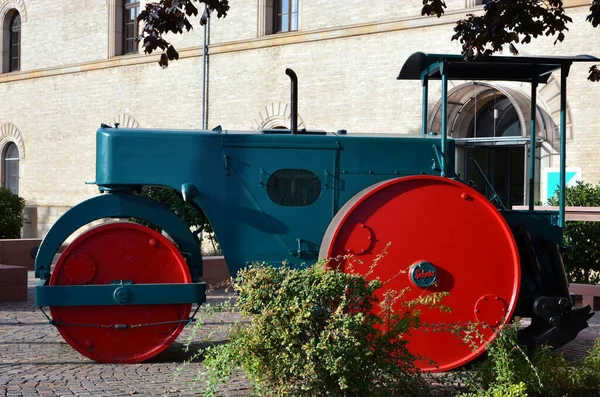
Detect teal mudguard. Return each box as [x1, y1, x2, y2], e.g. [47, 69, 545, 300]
[34, 192, 205, 307]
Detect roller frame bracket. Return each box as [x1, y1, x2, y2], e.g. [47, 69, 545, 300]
[35, 280, 206, 307]
[34, 193, 203, 282]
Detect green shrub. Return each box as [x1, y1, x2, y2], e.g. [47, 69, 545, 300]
[134, 186, 220, 253]
[453, 319, 600, 397]
[548, 181, 600, 283]
[196, 261, 449, 397]
[179, 259, 600, 397]
[0, 187, 25, 239]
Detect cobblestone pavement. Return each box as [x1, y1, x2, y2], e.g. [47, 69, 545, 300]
[0, 273, 248, 397]
[2, 273, 600, 397]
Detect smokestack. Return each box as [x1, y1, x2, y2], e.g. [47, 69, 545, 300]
[285, 68, 298, 134]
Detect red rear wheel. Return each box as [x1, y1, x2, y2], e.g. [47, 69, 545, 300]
[49, 221, 192, 363]
[320, 175, 520, 372]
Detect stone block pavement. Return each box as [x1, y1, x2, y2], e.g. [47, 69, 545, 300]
[1, 273, 600, 397]
[0, 273, 248, 397]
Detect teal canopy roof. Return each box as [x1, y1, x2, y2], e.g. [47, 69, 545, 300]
[398, 52, 600, 83]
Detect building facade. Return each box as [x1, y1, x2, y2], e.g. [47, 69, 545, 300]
[0, 0, 598, 237]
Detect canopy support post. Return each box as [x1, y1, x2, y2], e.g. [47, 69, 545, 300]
[559, 64, 570, 228]
[529, 74, 538, 210]
[440, 61, 448, 177]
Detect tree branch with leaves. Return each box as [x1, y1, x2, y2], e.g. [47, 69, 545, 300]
[138, 0, 600, 80]
[422, 0, 600, 81]
[137, 0, 229, 68]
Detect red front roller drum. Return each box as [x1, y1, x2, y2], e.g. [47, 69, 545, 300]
[320, 175, 520, 372]
[49, 221, 192, 363]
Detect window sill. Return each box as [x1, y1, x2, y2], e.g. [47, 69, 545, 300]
[262, 30, 299, 38]
[109, 52, 143, 59]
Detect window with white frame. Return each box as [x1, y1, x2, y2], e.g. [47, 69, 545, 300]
[123, 0, 140, 54]
[261, 0, 298, 35]
[108, 0, 141, 57]
[274, 0, 298, 33]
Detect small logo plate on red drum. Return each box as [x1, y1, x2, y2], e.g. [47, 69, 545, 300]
[409, 261, 438, 288]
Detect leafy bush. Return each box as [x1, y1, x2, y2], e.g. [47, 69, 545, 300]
[196, 261, 449, 397]
[180, 259, 600, 397]
[453, 319, 600, 397]
[0, 187, 25, 239]
[135, 186, 220, 253]
[548, 181, 600, 283]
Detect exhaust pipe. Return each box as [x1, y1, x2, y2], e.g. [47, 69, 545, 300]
[285, 68, 298, 134]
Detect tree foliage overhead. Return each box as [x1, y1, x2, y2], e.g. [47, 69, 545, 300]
[423, 0, 600, 81]
[138, 0, 229, 68]
[139, 0, 600, 80]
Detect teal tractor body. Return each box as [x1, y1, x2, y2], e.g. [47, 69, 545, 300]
[34, 52, 598, 370]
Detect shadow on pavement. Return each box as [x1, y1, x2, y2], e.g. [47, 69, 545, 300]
[146, 340, 230, 363]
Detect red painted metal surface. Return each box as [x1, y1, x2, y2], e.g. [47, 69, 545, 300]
[320, 175, 520, 372]
[49, 222, 192, 363]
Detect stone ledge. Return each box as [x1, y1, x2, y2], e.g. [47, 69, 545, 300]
[0, 238, 43, 271]
[202, 256, 231, 288]
[570, 283, 600, 310]
[0, 264, 28, 302]
[0, 239, 68, 271]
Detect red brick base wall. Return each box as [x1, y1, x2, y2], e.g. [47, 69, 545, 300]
[0, 264, 28, 302]
[0, 239, 67, 271]
[0, 239, 42, 271]
[202, 256, 231, 288]
[570, 283, 600, 310]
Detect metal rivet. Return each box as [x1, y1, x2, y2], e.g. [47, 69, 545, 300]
[149, 238, 157, 247]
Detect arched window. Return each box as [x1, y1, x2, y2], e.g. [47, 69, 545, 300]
[9, 12, 20, 72]
[428, 84, 540, 208]
[467, 96, 522, 138]
[2, 142, 19, 195]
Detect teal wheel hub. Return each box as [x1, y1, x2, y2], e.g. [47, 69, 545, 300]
[409, 261, 438, 288]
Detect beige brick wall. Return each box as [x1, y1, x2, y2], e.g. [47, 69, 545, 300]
[204, 1, 259, 44]
[518, 6, 600, 185]
[167, 0, 485, 48]
[0, 57, 205, 210]
[21, 0, 108, 70]
[205, 22, 461, 134]
[300, 0, 469, 32]
[36, 205, 72, 238]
